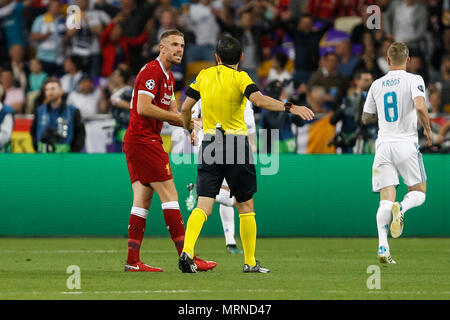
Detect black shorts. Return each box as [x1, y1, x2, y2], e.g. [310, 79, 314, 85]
[196, 134, 257, 203]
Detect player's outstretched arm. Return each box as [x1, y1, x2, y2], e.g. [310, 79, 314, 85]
[361, 112, 378, 125]
[180, 96, 197, 131]
[414, 96, 433, 146]
[136, 93, 182, 125]
[248, 91, 314, 121]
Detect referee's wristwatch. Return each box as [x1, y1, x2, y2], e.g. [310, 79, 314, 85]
[284, 102, 293, 113]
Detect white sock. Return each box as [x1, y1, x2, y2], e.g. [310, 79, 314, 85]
[219, 204, 236, 246]
[215, 188, 235, 207]
[377, 200, 393, 251]
[400, 191, 426, 214]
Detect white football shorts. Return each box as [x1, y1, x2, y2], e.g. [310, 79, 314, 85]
[372, 141, 426, 192]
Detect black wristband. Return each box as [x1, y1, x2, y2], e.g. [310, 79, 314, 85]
[284, 102, 292, 113]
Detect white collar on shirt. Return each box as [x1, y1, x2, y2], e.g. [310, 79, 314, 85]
[156, 57, 170, 80]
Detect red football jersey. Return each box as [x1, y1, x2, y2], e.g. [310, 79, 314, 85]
[124, 57, 175, 144]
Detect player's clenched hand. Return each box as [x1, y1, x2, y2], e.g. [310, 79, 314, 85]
[290, 105, 315, 121]
[424, 129, 433, 147]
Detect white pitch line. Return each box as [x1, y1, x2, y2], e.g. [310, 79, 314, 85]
[25, 288, 286, 296]
[17, 289, 449, 296]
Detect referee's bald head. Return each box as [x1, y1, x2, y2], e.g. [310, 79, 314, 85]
[216, 35, 243, 65]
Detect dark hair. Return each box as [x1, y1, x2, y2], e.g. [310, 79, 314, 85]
[353, 69, 372, 80]
[117, 67, 131, 83]
[216, 35, 242, 65]
[160, 29, 184, 42]
[273, 52, 288, 69]
[66, 55, 82, 71]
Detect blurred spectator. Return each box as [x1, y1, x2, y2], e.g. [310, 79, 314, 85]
[60, 55, 83, 94]
[65, 0, 110, 77]
[218, 11, 268, 83]
[307, 0, 341, 20]
[0, 101, 13, 152]
[407, 51, 429, 85]
[0, 68, 25, 113]
[430, 54, 450, 112]
[108, 66, 132, 150]
[308, 52, 347, 108]
[429, 88, 443, 114]
[30, 77, 85, 153]
[146, 8, 177, 61]
[306, 85, 329, 113]
[0, 19, 8, 64]
[293, 85, 336, 154]
[28, 58, 47, 92]
[436, 120, 450, 145]
[8, 44, 27, 90]
[384, 0, 428, 54]
[331, 70, 376, 153]
[336, 39, 359, 79]
[267, 52, 295, 97]
[0, 0, 29, 50]
[338, 0, 372, 18]
[431, 27, 450, 72]
[289, 0, 309, 19]
[354, 32, 383, 79]
[116, 0, 158, 74]
[350, 2, 383, 46]
[260, 80, 297, 153]
[427, 0, 445, 52]
[376, 37, 394, 75]
[279, 13, 332, 85]
[30, 0, 66, 76]
[26, 58, 47, 114]
[67, 75, 103, 118]
[143, 8, 190, 91]
[99, 15, 151, 77]
[181, 0, 220, 62]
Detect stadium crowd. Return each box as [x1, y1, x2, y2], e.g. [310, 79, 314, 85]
[0, 0, 449, 154]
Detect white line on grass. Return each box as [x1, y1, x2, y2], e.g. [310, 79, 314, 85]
[22, 289, 449, 296]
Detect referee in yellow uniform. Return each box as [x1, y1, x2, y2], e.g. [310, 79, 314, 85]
[179, 36, 314, 273]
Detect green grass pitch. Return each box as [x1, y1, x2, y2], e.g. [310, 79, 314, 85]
[0, 237, 449, 300]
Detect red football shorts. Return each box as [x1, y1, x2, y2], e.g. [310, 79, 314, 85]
[123, 142, 173, 185]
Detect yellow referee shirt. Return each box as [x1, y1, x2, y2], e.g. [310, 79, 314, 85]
[186, 65, 259, 135]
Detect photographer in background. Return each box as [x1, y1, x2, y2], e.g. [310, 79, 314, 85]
[0, 101, 13, 152]
[330, 70, 377, 154]
[30, 77, 85, 153]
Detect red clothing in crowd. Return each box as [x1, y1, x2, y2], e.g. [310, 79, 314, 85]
[100, 22, 148, 77]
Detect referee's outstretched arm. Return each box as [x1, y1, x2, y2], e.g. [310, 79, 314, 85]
[247, 91, 315, 121]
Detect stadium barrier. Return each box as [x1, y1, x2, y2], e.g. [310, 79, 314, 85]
[0, 154, 448, 237]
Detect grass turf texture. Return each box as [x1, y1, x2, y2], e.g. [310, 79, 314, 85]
[0, 237, 449, 300]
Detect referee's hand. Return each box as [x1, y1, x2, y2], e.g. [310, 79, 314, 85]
[290, 105, 315, 121]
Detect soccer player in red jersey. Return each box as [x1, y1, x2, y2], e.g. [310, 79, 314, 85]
[123, 29, 216, 272]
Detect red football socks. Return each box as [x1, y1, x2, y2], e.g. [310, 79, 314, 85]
[126, 207, 148, 264]
[162, 202, 185, 256]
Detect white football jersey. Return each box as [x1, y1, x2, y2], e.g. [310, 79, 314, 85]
[363, 70, 426, 144]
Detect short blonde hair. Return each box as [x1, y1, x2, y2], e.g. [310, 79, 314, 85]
[160, 29, 184, 42]
[387, 42, 409, 66]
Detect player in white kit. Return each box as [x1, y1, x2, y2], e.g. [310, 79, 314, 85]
[361, 42, 433, 264]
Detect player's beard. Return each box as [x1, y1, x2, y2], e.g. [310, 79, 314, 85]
[168, 53, 183, 65]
